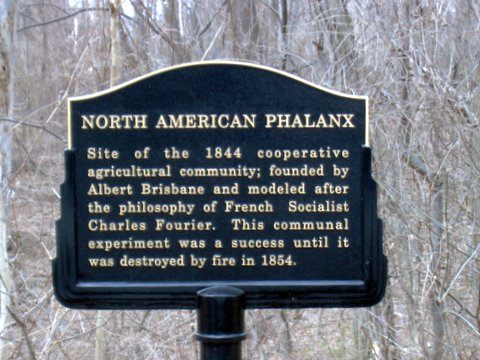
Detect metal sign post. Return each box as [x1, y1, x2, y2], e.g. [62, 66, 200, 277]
[196, 287, 245, 360]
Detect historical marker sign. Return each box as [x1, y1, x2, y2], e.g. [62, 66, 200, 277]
[54, 61, 386, 309]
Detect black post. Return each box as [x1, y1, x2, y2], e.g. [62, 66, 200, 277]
[196, 286, 246, 360]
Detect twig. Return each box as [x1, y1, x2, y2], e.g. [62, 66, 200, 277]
[6, 306, 36, 360]
[441, 242, 480, 301]
[18, 8, 107, 32]
[0, 118, 64, 143]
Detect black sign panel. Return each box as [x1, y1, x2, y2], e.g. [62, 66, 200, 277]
[54, 61, 386, 309]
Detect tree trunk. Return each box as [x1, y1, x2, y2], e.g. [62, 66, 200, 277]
[431, 180, 446, 360]
[280, 0, 289, 70]
[95, 311, 107, 360]
[165, 0, 190, 64]
[95, 2, 123, 359]
[0, 1, 17, 358]
[109, 0, 121, 86]
[227, 0, 259, 60]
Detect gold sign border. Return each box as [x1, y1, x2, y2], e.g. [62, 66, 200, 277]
[67, 60, 369, 149]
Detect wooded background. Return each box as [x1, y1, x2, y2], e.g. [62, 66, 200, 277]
[0, 0, 479, 359]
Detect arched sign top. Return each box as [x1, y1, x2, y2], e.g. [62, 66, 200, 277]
[69, 60, 368, 101]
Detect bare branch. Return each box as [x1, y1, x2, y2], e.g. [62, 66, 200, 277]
[0, 118, 64, 142]
[6, 306, 36, 360]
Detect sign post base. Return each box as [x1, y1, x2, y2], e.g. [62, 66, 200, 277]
[196, 286, 246, 360]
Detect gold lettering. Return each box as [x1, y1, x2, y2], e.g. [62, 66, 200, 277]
[81, 114, 148, 129]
